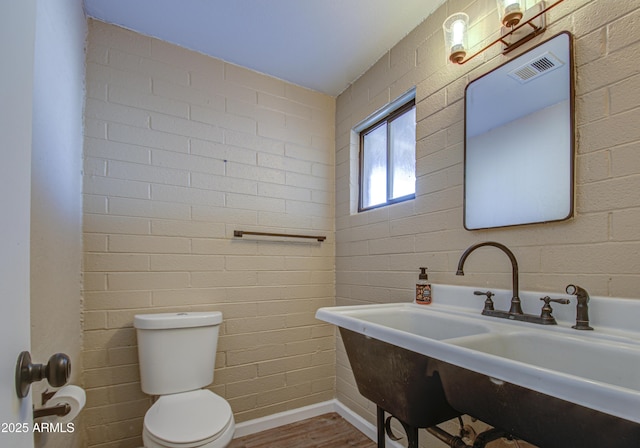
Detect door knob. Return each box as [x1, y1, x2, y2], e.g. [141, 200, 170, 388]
[15, 351, 71, 398]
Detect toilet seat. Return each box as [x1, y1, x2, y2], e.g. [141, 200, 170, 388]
[144, 389, 234, 448]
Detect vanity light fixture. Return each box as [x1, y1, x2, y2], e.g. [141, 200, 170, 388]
[443, 13, 469, 64]
[445, 0, 565, 65]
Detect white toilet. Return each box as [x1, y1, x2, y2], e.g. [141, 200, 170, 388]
[134, 311, 235, 448]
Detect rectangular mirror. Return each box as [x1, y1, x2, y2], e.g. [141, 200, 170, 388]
[464, 32, 574, 230]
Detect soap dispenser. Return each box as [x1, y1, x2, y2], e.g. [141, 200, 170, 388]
[416, 267, 432, 305]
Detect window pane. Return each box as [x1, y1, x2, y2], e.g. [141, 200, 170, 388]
[390, 107, 416, 199]
[362, 123, 387, 209]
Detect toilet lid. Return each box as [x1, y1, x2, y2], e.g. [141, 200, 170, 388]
[145, 390, 232, 445]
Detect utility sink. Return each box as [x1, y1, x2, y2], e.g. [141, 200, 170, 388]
[317, 297, 640, 447]
[450, 331, 640, 392]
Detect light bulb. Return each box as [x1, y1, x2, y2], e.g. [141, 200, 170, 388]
[451, 19, 466, 47]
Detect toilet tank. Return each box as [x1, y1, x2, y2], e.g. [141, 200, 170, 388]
[134, 312, 222, 395]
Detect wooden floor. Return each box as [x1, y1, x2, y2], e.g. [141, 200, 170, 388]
[229, 413, 376, 448]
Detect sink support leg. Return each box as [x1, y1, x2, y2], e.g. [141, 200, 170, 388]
[376, 406, 420, 448]
[405, 424, 419, 448]
[376, 406, 385, 448]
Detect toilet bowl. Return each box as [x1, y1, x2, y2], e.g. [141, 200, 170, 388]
[142, 390, 235, 448]
[134, 312, 235, 448]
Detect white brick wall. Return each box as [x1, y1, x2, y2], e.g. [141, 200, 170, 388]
[83, 20, 335, 447]
[335, 0, 640, 446]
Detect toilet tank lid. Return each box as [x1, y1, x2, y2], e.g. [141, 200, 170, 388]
[134, 312, 222, 330]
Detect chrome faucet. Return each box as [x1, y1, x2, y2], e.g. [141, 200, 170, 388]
[457, 241, 565, 325]
[566, 284, 594, 330]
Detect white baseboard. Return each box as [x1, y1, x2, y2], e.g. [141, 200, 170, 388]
[333, 400, 405, 448]
[233, 399, 404, 448]
[233, 400, 335, 438]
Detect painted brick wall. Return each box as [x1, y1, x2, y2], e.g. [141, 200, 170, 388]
[83, 20, 335, 447]
[335, 0, 640, 445]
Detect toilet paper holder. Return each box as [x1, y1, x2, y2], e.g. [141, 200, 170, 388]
[33, 390, 71, 419]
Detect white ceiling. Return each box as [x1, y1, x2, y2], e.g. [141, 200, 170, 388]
[83, 0, 446, 96]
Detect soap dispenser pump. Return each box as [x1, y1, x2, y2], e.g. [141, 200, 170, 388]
[416, 267, 432, 305]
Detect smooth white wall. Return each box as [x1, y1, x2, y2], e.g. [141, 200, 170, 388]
[30, 0, 86, 447]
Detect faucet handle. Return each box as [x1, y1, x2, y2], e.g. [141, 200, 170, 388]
[540, 296, 570, 306]
[539, 296, 569, 323]
[474, 290, 495, 311]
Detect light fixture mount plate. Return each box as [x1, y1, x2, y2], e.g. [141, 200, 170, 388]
[501, 1, 547, 54]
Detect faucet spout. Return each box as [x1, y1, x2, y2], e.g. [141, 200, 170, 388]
[456, 241, 522, 315]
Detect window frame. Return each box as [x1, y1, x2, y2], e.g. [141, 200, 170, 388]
[358, 98, 416, 212]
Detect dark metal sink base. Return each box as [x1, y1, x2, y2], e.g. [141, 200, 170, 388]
[340, 328, 461, 447]
[434, 359, 640, 448]
[340, 327, 640, 448]
[340, 328, 461, 428]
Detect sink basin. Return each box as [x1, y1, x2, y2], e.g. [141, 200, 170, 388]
[450, 331, 640, 392]
[316, 303, 491, 341]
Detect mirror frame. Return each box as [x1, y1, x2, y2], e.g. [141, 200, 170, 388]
[463, 31, 575, 231]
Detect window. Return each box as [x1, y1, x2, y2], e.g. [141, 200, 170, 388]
[359, 98, 416, 211]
